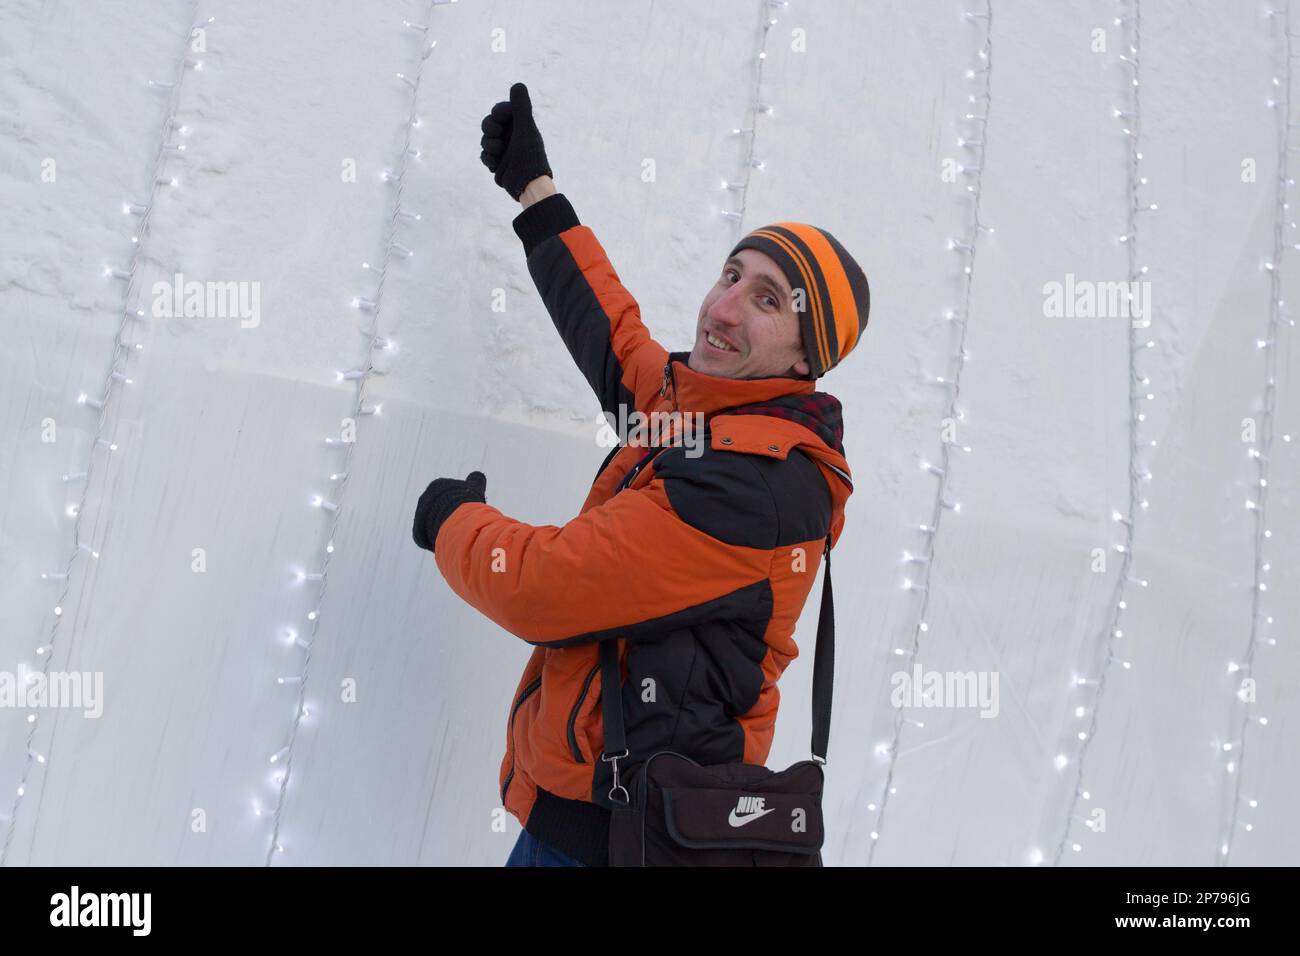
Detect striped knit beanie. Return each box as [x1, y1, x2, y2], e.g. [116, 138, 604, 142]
[729, 223, 870, 379]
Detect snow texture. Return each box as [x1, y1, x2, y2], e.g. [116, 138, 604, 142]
[0, 0, 1295, 865]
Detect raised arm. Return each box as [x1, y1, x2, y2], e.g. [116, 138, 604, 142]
[481, 85, 669, 418]
[511, 187, 670, 418]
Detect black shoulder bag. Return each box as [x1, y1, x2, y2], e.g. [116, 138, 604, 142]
[602, 532, 836, 867]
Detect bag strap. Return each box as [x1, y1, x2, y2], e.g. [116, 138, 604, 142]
[809, 532, 834, 763]
[600, 530, 835, 776]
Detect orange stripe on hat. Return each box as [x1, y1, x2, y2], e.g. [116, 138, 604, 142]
[750, 228, 832, 371]
[769, 224, 863, 358]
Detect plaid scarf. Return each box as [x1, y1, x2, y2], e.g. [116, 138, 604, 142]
[615, 391, 846, 494]
[707, 391, 845, 458]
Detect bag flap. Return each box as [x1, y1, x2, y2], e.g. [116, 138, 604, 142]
[644, 752, 825, 792]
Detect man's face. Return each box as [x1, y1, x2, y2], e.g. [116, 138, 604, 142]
[689, 249, 811, 380]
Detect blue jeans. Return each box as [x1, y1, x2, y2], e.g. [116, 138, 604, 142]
[505, 829, 588, 867]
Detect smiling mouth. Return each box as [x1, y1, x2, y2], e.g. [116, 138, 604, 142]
[703, 331, 739, 353]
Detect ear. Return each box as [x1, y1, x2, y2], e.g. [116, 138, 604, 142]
[793, 355, 811, 378]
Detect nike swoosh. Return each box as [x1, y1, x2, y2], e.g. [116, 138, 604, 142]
[727, 807, 776, 827]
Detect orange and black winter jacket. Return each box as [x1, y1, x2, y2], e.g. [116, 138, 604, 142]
[433, 193, 853, 866]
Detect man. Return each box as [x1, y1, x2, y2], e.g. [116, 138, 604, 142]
[412, 84, 869, 867]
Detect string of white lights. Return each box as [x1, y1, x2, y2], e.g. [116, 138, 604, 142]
[1218, 0, 1296, 865]
[0, 6, 211, 867]
[717, 0, 783, 227]
[865, 0, 991, 866]
[260, 3, 449, 865]
[1048, 0, 1155, 866]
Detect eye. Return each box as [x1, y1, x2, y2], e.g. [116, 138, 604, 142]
[762, 295, 777, 309]
[723, 268, 739, 283]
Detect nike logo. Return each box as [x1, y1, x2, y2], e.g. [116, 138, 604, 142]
[728, 807, 776, 827]
[728, 794, 775, 827]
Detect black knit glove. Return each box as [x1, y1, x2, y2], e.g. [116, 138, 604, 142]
[479, 82, 553, 201]
[412, 471, 487, 553]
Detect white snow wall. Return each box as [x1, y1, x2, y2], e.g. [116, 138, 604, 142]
[0, 0, 1296, 866]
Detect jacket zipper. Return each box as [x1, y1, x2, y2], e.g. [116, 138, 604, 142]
[566, 662, 602, 763]
[617, 368, 678, 493]
[659, 359, 680, 415]
[500, 676, 542, 805]
[654, 358, 684, 451]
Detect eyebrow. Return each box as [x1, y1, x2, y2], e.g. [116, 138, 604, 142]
[725, 257, 788, 307]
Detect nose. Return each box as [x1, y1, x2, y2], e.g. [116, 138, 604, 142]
[709, 282, 746, 327]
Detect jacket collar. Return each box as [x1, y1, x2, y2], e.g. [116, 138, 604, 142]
[660, 351, 851, 490]
[660, 350, 815, 417]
